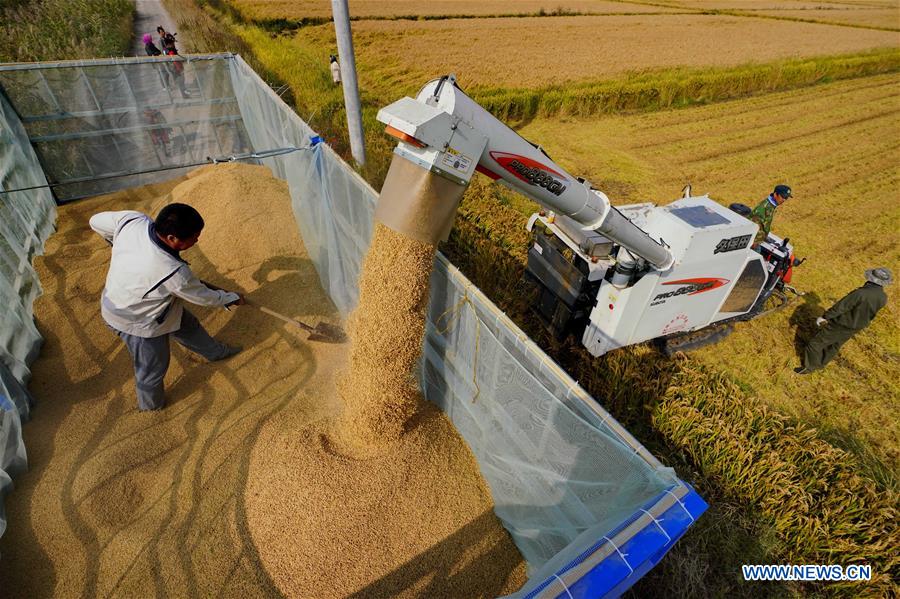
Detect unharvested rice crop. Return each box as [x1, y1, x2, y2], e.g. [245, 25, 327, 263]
[502, 73, 900, 476]
[0, 163, 526, 597]
[229, 0, 682, 21]
[442, 75, 900, 596]
[331, 14, 898, 89]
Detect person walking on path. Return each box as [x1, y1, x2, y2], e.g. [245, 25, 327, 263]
[156, 25, 190, 98]
[143, 107, 171, 157]
[330, 55, 341, 85]
[795, 267, 892, 374]
[157, 25, 178, 55]
[90, 203, 245, 410]
[142, 33, 172, 89]
[750, 184, 792, 245]
[143, 33, 162, 57]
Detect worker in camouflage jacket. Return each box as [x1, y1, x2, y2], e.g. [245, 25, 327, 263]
[796, 267, 892, 374]
[750, 184, 792, 245]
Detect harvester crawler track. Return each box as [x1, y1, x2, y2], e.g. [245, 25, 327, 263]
[658, 286, 798, 356]
[658, 323, 734, 356]
[752, 288, 791, 318]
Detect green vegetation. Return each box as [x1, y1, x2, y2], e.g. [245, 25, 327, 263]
[0, 0, 133, 63]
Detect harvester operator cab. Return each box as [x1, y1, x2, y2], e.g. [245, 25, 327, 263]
[726, 202, 805, 317]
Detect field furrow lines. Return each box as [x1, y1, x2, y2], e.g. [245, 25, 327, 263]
[627, 77, 899, 149]
[674, 108, 900, 166]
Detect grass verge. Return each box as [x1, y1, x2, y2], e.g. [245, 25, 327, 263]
[0, 1, 132, 216]
[0, 0, 133, 63]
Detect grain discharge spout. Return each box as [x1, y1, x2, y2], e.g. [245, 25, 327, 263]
[375, 74, 675, 271]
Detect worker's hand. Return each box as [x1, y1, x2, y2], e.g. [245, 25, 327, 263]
[816, 317, 827, 327]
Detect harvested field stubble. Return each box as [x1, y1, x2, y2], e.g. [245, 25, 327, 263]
[228, 0, 681, 21]
[341, 14, 898, 89]
[751, 7, 900, 29]
[0, 163, 525, 597]
[471, 49, 900, 122]
[663, 0, 896, 9]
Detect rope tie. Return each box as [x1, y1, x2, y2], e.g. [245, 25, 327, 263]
[551, 573, 574, 599]
[664, 489, 695, 523]
[431, 290, 481, 402]
[432, 292, 469, 335]
[639, 509, 672, 542]
[602, 535, 634, 575]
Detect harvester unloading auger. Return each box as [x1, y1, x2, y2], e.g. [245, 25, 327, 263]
[376, 75, 803, 356]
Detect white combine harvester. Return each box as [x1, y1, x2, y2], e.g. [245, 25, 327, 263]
[377, 75, 803, 356]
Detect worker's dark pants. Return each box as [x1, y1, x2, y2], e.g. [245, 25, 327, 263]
[113, 310, 231, 411]
[803, 324, 857, 371]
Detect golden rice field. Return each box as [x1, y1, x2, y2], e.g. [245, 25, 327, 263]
[228, 0, 683, 21]
[663, 0, 897, 8]
[295, 14, 899, 91]
[659, 0, 899, 29]
[754, 7, 900, 27]
[506, 73, 900, 474]
[228, 0, 900, 33]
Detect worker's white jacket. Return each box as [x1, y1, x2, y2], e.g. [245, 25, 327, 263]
[90, 211, 239, 338]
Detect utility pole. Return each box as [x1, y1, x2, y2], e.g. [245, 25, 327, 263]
[331, 0, 366, 166]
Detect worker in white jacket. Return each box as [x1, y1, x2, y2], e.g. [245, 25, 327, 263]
[330, 55, 341, 85]
[90, 203, 244, 411]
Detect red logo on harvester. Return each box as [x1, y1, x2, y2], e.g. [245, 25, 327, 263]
[662, 277, 729, 295]
[490, 151, 568, 196]
[652, 277, 729, 303]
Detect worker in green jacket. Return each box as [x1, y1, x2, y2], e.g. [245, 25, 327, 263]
[750, 184, 792, 245]
[795, 267, 892, 374]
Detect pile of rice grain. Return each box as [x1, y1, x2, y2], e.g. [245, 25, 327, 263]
[247, 185, 528, 596]
[0, 163, 526, 598]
